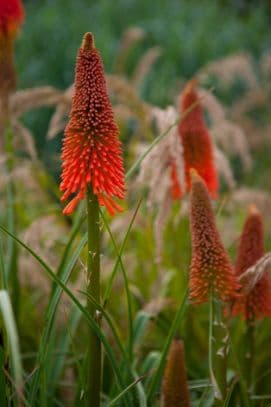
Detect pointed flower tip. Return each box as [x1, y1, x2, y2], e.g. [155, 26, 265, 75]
[190, 167, 200, 180]
[248, 204, 260, 216]
[190, 168, 208, 190]
[183, 78, 198, 95]
[81, 32, 95, 51]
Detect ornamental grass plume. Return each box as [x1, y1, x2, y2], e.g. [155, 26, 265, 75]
[161, 339, 190, 407]
[178, 79, 218, 198]
[137, 106, 184, 260]
[189, 169, 239, 303]
[232, 205, 271, 321]
[0, 0, 24, 98]
[60, 32, 125, 215]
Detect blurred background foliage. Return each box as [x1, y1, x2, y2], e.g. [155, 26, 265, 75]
[16, 0, 271, 165]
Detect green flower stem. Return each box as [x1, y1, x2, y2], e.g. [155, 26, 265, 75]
[86, 187, 101, 406]
[209, 292, 228, 405]
[243, 321, 255, 394]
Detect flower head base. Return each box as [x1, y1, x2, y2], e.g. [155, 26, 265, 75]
[232, 205, 271, 321]
[189, 170, 239, 303]
[60, 33, 125, 215]
[178, 80, 218, 198]
[162, 339, 190, 407]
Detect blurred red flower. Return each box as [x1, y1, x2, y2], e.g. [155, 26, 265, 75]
[178, 80, 218, 198]
[0, 0, 24, 37]
[189, 170, 239, 303]
[232, 205, 271, 320]
[0, 0, 24, 97]
[170, 160, 182, 199]
[60, 33, 125, 215]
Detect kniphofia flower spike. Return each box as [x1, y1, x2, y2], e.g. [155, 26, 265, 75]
[178, 80, 218, 198]
[0, 0, 24, 38]
[189, 169, 239, 303]
[0, 0, 24, 96]
[60, 33, 125, 215]
[232, 205, 271, 321]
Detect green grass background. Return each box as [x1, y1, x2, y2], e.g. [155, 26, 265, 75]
[16, 0, 271, 155]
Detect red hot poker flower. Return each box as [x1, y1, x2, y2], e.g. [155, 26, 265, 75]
[0, 0, 24, 38]
[236, 205, 264, 276]
[189, 170, 239, 303]
[0, 0, 24, 97]
[232, 205, 271, 321]
[178, 80, 218, 198]
[60, 33, 125, 215]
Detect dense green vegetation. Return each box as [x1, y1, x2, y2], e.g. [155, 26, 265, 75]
[17, 0, 271, 156]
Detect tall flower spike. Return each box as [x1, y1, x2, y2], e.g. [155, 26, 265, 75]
[178, 79, 218, 198]
[189, 170, 239, 303]
[60, 33, 125, 215]
[162, 339, 191, 407]
[232, 205, 271, 320]
[0, 0, 24, 97]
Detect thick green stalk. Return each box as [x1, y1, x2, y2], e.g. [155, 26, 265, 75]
[86, 187, 101, 406]
[209, 292, 228, 405]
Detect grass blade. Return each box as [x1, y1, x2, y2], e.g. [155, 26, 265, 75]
[0, 290, 23, 401]
[107, 375, 145, 407]
[29, 233, 87, 403]
[0, 225, 127, 399]
[102, 199, 142, 306]
[47, 306, 82, 394]
[101, 209, 134, 360]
